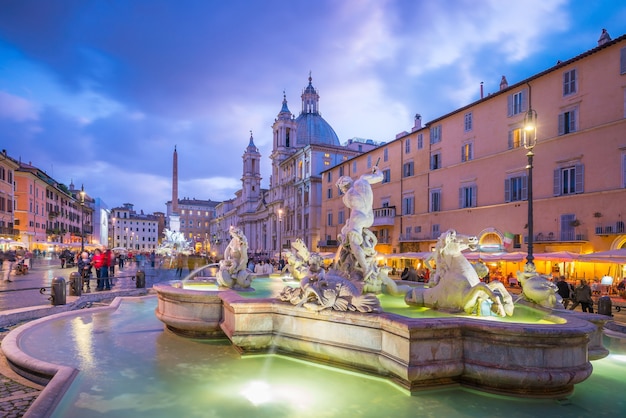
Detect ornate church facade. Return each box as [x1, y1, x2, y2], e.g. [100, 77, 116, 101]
[209, 75, 378, 258]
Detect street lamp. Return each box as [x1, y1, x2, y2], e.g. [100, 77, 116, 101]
[80, 185, 85, 253]
[278, 208, 283, 260]
[523, 108, 538, 272]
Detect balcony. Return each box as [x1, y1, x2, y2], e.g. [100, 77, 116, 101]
[372, 206, 396, 226]
[0, 226, 19, 237]
[595, 221, 625, 236]
[399, 233, 439, 242]
[524, 231, 588, 243]
[48, 211, 60, 219]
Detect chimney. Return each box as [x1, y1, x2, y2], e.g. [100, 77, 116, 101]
[499, 76, 508, 91]
[480, 82, 484, 99]
[412, 114, 422, 131]
[598, 28, 611, 46]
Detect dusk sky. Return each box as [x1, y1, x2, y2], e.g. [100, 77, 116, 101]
[1, 0, 625, 214]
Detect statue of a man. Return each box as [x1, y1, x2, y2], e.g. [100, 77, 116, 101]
[335, 166, 383, 278]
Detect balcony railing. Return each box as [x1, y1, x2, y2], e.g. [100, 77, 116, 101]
[595, 221, 625, 235]
[524, 231, 588, 243]
[0, 226, 19, 236]
[372, 206, 396, 226]
[399, 232, 440, 242]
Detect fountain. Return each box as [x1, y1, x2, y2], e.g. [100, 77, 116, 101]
[3, 298, 624, 417]
[150, 166, 609, 397]
[0, 166, 613, 416]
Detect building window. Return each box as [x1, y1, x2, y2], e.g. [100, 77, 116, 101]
[432, 224, 440, 238]
[464, 112, 473, 132]
[403, 161, 414, 177]
[621, 47, 626, 74]
[382, 169, 391, 183]
[417, 133, 423, 149]
[405, 139, 410, 154]
[461, 142, 473, 162]
[430, 125, 442, 144]
[327, 188, 332, 199]
[507, 89, 527, 116]
[402, 195, 415, 215]
[339, 166, 344, 177]
[459, 185, 477, 208]
[327, 212, 333, 226]
[430, 152, 441, 170]
[383, 147, 388, 162]
[338, 210, 345, 225]
[508, 127, 522, 149]
[504, 174, 528, 202]
[367, 155, 372, 168]
[558, 108, 577, 135]
[430, 189, 441, 212]
[327, 172, 331, 182]
[353, 161, 357, 172]
[563, 69, 577, 96]
[554, 164, 584, 196]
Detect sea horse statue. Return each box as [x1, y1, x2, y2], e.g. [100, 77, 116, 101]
[216, 226, 253, 289]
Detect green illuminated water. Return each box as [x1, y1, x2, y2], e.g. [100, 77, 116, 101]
[17, 297, 626, 417]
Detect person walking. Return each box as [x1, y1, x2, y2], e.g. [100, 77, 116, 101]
[77, 251, 92, 291]
[556, 276, 574, 309]
[103, 248, 113, 290]
[175, 253, 184, 277]
[570, 279, 594, 313]
[92, 248, 105, 290]
[2, 249, 16, 282]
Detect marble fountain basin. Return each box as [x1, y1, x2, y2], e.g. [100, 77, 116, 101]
[153, 278, 609, 398]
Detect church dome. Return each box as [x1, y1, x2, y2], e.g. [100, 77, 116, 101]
[295, 113, 340, 146]
[294, 74, 340, 146]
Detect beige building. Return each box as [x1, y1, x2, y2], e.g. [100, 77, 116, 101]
[0, 150, 19, 241]
[110, 203, 158, 251]
[320, 31, 626, 277]
[11, 163, 92, 251]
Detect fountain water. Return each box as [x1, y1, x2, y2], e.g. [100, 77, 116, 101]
[2, 296, 624, 418]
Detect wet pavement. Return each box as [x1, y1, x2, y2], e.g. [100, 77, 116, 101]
[0, 258, 625, 417]
[0, 256, 180, 417]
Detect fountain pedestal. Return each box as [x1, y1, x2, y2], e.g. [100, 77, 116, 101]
[154, 281, 609, 398]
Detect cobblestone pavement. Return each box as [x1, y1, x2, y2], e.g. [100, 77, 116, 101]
[0, 257, 177, 417]
[0, 323, 43, 418]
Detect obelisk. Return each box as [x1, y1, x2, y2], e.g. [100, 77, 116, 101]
[169, 146, 181, 233]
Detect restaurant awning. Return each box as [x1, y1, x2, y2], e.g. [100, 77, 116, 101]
[579, 248, 626, 263]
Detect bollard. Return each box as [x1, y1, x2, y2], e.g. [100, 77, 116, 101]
[135, 270, 146, 288]
[597, 295, 612, 316]
[69, 272, 82, 297]
[51, 277, 67, 306]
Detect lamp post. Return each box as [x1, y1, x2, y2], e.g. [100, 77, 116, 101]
[80, 185, 85, 253]
[523, 108, 538, 272]
[278, 208, 283, 261]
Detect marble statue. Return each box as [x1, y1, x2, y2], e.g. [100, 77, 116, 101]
[334, 166, 384, 281]
[279, 253, 380, 313]
[279, 165, 411, 312]
[282, 239, 311, 280]
[158, 228, 192, 255]
[216, 226, 253, 289]
[516, 268, 562, 309]
[405, 230, 514, 317]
